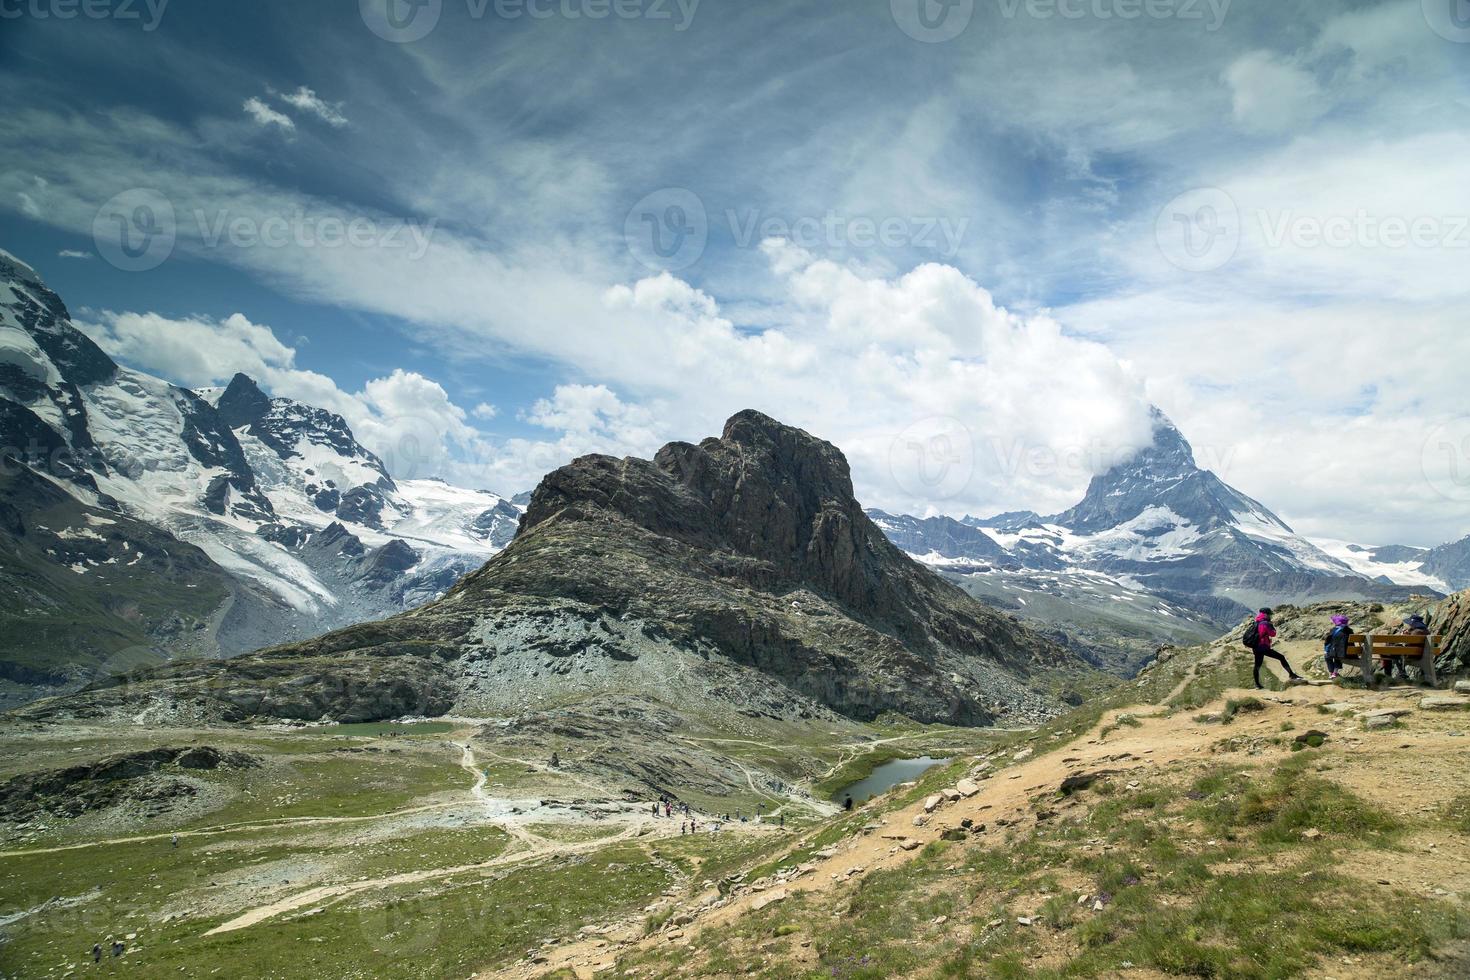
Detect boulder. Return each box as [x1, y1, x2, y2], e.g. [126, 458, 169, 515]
[955, 778, 980, 798]
[750, 890, 787, 912]
[1420, 696, 1469, 711]
[923, 794, 942, 813]
[1058, 770, 1115, 795]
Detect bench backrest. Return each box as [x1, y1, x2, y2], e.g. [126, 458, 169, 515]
[1345, 633, 1441, 655]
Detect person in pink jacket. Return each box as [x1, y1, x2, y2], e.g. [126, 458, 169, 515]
[1248, 608, 1303, 689]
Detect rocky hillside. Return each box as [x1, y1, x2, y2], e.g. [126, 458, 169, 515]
[1423, 535, 1470, 593]
[1431, 589, 1470, 676]
[20, 412, 1086, 729]
[0, 463, 229, 702]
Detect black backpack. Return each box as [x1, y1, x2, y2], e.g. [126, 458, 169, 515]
[1242, 620, 1262, 650]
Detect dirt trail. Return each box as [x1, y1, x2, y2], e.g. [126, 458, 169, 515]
[203, 816, 657, 935]
[201, 737, 788, 936]
[499, 671, 1470, 979]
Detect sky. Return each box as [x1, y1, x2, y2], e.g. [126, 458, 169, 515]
[0, 0, 1467, 546]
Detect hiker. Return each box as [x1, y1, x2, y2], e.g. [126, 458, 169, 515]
[651, 801, 659, 817]
[92, 943, 102, 964]
[171, 834, 179, 849]
[1245, 608, 1302, 689]
[550, 751, 560, 769]
[111, 941, 124, 958]
[779, 813, 785, 829]
[843, 795, 854, 812]
[1383, 613, 1430, 683]
[681, 821, 687, 835]
[1322, 615, 1351, 681]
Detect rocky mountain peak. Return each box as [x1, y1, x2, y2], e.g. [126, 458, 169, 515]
[522, 411, 881, 610]
[1052, 407, 1275, 535]
[214, 373, 273, 429]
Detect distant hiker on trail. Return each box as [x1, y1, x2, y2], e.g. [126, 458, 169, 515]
[681, 821, 687, 835]
[92, 943, 102, 963]
[651, 801, 659, 817]
[1323, 615, 1351, 681]
[550, 751, 560, 769]
[843, 795, 854, 812]
[1244, 608, 1303, 689]
[171, 834, 179, 849]
[779, 813, 785, 829]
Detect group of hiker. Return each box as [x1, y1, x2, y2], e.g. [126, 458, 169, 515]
[652, 796, 788, 833]
[1245, 606, 1432, 687]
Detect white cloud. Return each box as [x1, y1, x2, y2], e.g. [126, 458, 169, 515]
[470, 402, 498, 420]
[243, 97, 294, 132]
[4, 0, 1468, 544]
[279, 86, 348, 128]
[83, 311, 296, 387]
[77, 310, 499, 489]
[1225, 51, 1323, 134]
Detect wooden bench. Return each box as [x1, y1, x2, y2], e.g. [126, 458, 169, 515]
[1343, 634, 1442, 687]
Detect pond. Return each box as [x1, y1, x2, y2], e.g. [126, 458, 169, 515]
[835, 755, 950, 805]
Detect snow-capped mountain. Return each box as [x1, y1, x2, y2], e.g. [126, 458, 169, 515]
[871, 409, 1438, 633]
[1304, 539, 1452, 592]
[0, 249, 520, 702]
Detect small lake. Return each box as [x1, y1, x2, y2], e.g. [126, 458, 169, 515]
[835, 756, 950, 804]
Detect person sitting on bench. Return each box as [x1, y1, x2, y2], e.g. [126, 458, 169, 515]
[1382, 613, 1429, 683]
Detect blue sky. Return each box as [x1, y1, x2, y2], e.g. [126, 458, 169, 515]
[2, 0, 1468, 545]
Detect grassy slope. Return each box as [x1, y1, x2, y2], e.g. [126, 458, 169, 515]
[613, 628, 1470, 978]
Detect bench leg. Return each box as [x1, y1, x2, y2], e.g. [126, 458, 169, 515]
[1423, 644, 1438, 688]
[1360, 650, 1376, 688]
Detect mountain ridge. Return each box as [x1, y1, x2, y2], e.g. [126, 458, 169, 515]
[0, 253, 523, 706]
[21, 410, 1087, 730]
